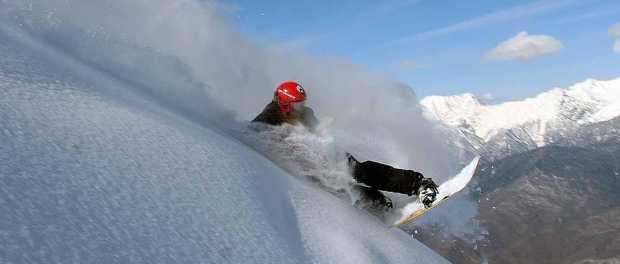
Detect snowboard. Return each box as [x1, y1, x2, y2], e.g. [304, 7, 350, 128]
[391, 156, 480, 227]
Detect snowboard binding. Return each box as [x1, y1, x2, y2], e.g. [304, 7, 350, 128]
[417, 178, 438, 208]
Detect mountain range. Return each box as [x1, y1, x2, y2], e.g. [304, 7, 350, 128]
[414, 78, 620, 264]
[421, 78, 620, 160]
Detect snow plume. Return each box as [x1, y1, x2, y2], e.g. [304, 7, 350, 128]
[1, 0, 456, 178]
[0, 50, 449, 263]
[236, 123, 353, 196]
[0, 0, 472, 235]
[483, 31, 563, 62]
[0, 1, 472, 262]
[1, 0, 468, 239]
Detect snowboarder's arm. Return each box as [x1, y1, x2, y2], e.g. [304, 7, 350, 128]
[252, 101, 284, 126]
[302, 107, 319, 131]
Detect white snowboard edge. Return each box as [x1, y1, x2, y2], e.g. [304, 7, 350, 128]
[392, 156, 480, 226]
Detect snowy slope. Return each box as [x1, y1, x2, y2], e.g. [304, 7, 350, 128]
[421, 78, 620, 153]
[0, 18, 449, 264]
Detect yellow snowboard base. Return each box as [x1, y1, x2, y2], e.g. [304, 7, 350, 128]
[391, 195, 451, 227]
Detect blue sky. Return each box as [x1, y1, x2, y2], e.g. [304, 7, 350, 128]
[221, 0, 620, 101]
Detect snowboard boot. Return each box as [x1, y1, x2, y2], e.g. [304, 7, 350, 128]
[352, 185, 393, 212]
[417, 178, 438, 208]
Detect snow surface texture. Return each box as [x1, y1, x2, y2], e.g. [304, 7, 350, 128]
[394, 157, 480, 226]
[421, 78, 620, 147]
[0, 2, 452, 264]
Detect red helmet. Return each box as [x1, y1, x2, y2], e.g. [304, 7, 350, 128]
[274, 81, 307, 113]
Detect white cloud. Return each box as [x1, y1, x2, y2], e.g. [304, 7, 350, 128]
[609, 22, 620, 38]
[615, 40, 620, 54]
[483, 32, 563, 62]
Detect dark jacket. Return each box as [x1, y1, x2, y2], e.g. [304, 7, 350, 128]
[252, 101, 319, 130]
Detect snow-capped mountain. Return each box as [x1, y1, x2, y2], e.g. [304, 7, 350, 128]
[421, 78, 620, 159]
[415, 80, 620, 264]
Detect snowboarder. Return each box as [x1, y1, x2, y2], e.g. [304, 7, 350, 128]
[252, 81, 318, 129]
[252, 81, 439, 209]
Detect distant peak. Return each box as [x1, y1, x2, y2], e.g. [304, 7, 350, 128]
[420, 77, 620, 143]
[421, 92, 482, 107]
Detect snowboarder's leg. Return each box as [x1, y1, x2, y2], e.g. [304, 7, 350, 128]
[347, 152, 421, 195]
[346, 153, 392, 209]
[346, 152, 439, 207]
[352, 185, 393, 211]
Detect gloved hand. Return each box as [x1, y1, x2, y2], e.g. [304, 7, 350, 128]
[418, 178, 438, 208]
